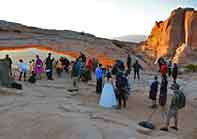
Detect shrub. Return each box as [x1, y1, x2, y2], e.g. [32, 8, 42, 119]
[184, 64, 197, 72]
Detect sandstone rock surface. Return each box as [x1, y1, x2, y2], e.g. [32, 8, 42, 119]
[0, 20, 140, 67]
[140, 8, 197, 64]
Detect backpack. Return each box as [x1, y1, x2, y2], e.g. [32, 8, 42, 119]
[175, 90, 186, 109]
[116, 73, 128, 90]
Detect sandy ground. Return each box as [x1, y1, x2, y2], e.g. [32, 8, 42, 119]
[0, 70, 197, 139]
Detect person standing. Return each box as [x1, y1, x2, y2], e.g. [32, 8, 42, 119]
[172, 63, 178, 83]
[85, 57, 93, 80]
[116, 71, 129, 109]
[159, 75, 168, 121]
[79, 52, 86, 65]
[18, 59, 27, 81]
[167, 60, 172, 77]
[133, 60, 143, 80]
[45, 53, 54, 80]
[29, 59, 35, 74]
[71, 58, 82, 90]
[92, 57, 98, 72]
[127, 54, 132, 74]
[95, 64, 103, 95]
[157, 57, 164, 72]
[99, 76, 117, 108]
[160, 83, 185, 131]
[160, 61, 167, 77]
[149, 76, 159, 108]
[5, 54, 13, 76]
[34, 55, 44, 80]
[55, 58, 64, 77]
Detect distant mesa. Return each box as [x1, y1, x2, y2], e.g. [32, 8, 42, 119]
[114, 35, 147, 43]
[0, 20, 143, 67]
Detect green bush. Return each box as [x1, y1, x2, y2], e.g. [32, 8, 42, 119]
[184, 64, 197, 72]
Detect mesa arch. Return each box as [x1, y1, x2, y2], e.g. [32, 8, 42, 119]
[0, 45, 115, 67]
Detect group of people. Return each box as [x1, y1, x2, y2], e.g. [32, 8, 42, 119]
[3, 53, 185, 132]
[96, 54, 143, 109]
[4, 53, 71, 83]
[149, 57, 185, 131]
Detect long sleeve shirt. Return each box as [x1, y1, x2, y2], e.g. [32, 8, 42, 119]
[95, 67, 102, 80]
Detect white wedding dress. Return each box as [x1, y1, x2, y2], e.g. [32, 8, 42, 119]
[99, 80, 117, 108]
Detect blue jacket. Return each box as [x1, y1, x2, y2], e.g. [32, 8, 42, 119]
[72, 61, 82, 77]
[95, 67, 102, 80]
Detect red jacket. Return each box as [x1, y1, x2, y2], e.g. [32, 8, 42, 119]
[161, 64, 167, 75]
[86, 58, 93, 70]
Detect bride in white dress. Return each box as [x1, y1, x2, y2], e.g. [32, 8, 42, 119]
[99, 75, 117, 108]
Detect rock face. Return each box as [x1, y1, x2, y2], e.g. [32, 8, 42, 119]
[140, 8, 197, 64]
[0, 20, 140, 67]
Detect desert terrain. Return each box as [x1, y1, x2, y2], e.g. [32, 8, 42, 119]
[0, 7, 197, 139]
[0, 64, 197, 139]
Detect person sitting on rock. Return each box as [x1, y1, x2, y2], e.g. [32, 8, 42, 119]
[28, 71, 36, 84]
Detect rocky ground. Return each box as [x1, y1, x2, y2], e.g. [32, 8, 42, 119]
[0, 71, 197, 139]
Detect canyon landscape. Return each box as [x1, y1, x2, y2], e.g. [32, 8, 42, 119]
[0, 7, 197, 139]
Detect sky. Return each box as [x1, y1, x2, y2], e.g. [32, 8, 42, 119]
[0, 0, 196, 38]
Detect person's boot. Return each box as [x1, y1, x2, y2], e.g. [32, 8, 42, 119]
[151, 104, 157, 109]
[170, 126, 178, 131]
[123, 102, 126, 108]
[160, 127, 168, 132]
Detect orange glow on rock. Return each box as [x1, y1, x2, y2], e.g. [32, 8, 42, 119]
[0, 45, 115, 67]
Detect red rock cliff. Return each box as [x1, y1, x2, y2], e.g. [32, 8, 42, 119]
[141, 7, 197, 64]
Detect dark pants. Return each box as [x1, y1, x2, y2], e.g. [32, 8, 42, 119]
[9, 67, 12, 76]
[168, 68, 171, 77]
[172, 74, 177, 83]
[96, 78, 102, 94]
[118, 89, 126, 108]
[46, 69, 53, 80]
[134, 70, 140, 80]
[19, 72, 26, 81]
